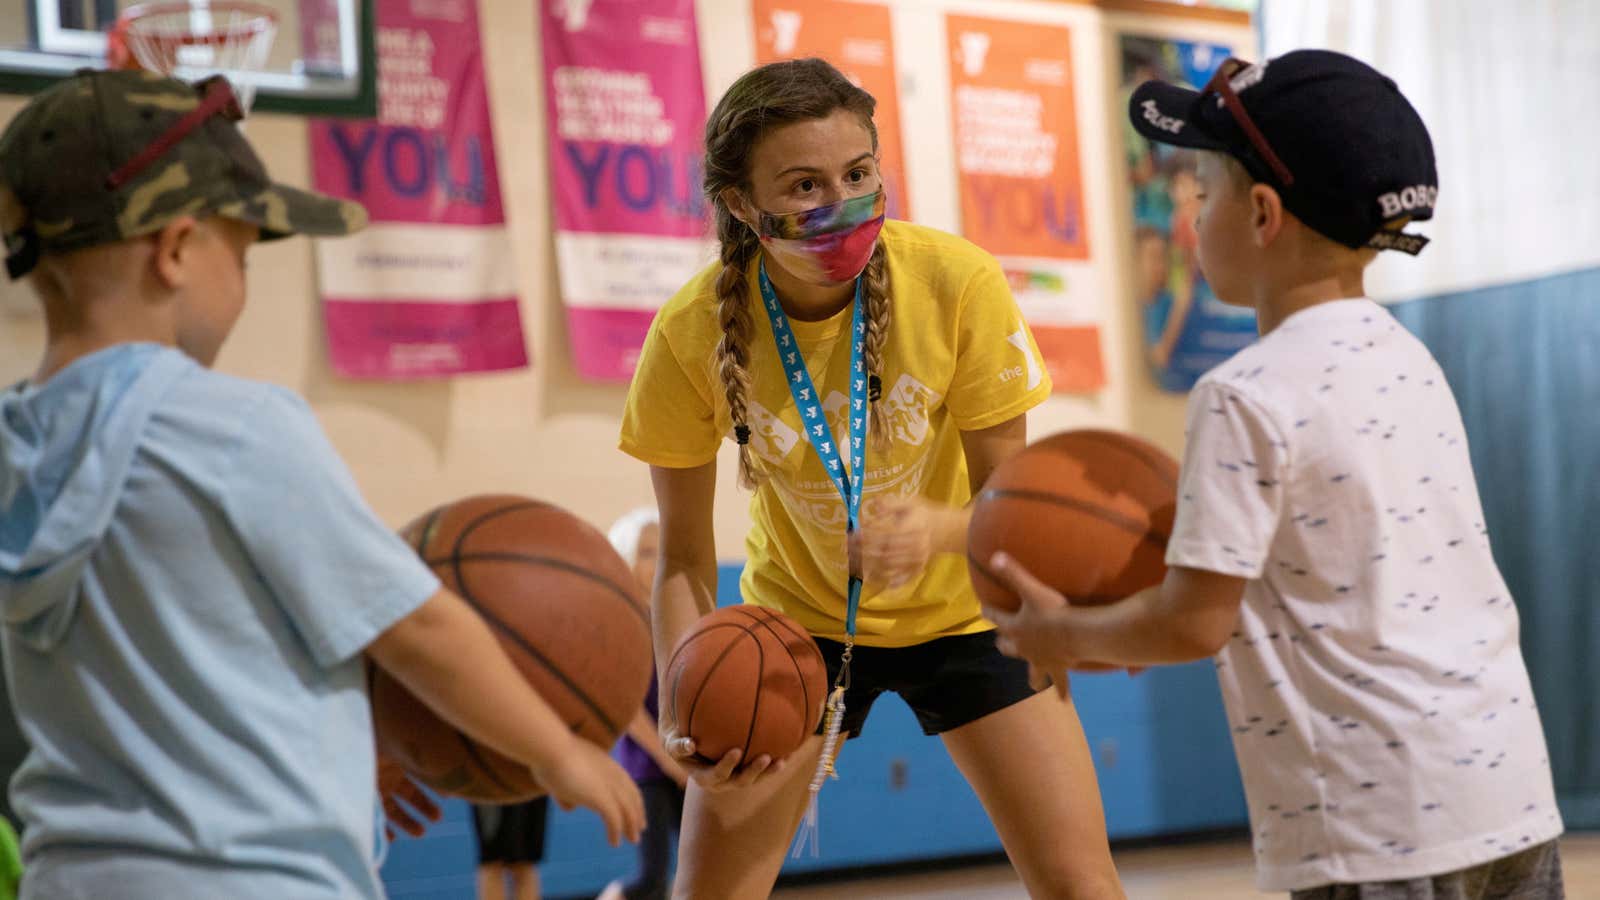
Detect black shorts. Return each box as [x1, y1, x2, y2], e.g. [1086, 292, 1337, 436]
[471, 796, 549, 865]
[813, 630, 1039, 739]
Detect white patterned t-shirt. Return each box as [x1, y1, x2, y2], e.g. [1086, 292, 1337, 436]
[1166, 299, 1562, 891]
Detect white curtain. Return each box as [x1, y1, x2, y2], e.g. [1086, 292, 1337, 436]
[1260, 0, 1600, 302]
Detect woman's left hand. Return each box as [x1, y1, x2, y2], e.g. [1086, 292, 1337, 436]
[851, 496, 964, 589]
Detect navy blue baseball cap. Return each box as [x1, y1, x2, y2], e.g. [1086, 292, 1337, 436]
[1129, 49, 1437, 255]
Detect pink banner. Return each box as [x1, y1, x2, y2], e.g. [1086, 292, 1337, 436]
[541, 0, 713, 382]
[308, 0, 527, 380]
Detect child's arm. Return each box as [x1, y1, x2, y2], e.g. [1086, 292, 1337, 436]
[367, 589, 645, 846]
[625, 708, 688, 787]
[982, 553, 1247, 674]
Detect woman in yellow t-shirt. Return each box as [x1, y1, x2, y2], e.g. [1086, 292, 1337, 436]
[619, 58, 1122, 898]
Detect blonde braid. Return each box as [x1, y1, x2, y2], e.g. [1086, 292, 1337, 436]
[714, 228, 762, 489]
[861, 242, 892, 451]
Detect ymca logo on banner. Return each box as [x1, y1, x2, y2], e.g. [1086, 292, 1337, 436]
[770, 9, 802, 54]
[553, 0, 596, 30]
[751, 0, 912, 220]
[956, 31, 990, 77]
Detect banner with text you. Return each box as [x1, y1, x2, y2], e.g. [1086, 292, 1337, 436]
[542, 0, 713, 382]
[751, 0, 910, 220]
[947, 15, 1104, 393]
[309, 0, 526, 380]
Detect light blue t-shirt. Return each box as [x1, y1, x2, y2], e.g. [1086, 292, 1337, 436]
[0, 344, 440, 899]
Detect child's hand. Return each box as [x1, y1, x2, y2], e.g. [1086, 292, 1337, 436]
[376, 753, 442, 840]
[982, 553, 1151, 684]
[530, 740, 645, 847]
[983, 552, 1127, 696]
[981, 552, 1075, 699]
[658, 717, 785, 794]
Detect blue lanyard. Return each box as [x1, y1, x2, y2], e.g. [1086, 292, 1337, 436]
[757, 260, 867, 635]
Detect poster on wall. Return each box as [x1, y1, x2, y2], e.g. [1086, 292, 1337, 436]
[751, 0, 911, 220]
[308, 0, 526, 380]
[542, 0, 713, 382]
[1119, 35, 1257, 393]
[945, 14, 1103, 393]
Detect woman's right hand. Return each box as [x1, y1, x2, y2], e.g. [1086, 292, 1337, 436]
[660, 715, 785, 793]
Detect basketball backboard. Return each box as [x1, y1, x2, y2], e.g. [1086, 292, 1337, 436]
[0, 0, 375, 115]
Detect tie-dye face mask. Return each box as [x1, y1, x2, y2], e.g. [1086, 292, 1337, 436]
[754, 191, 887, 285]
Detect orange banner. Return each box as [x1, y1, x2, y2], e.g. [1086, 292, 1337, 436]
[946, 15, 1088, 260]
[752, 0, 911, 220]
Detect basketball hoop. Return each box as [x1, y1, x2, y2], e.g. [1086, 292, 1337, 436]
[110, 1, 279, 112]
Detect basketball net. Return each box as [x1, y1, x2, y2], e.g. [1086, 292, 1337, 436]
[109, 1, 279, 113]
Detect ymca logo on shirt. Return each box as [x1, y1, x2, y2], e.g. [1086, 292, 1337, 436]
[1004, 326, 1044, 391]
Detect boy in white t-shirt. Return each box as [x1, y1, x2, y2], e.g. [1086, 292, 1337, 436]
[983, 50, 1564, 898]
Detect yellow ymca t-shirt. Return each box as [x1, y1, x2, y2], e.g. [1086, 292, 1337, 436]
[619, 220, 1051, 647]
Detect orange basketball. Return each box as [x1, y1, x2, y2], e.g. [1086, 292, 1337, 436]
[371, 495, 652, 803]
[665, 606, 827, 765]
[968, 430, 1179, 612]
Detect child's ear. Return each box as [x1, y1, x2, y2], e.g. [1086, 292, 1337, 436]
[1250, 184, 1284, 248]
[151, 216, 199, 290]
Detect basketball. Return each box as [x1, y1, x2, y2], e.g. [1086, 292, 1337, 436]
[664, 606, 828, 765]
[370, 495, 653, 803]
[967, 430, 1179, 612]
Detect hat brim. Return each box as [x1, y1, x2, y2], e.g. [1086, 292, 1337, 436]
[216, 182, 368, 241]
[1128, 80, 1229, 151]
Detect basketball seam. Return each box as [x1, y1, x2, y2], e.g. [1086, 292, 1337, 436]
[678, 621, 759, 763]
[742, 619, 765, 761]
[664, 623, 759, 756]
[455, 728, 518, 796]
[435, 497, 648, 622]
[728, 607, 815, 748]
[967, 551, 1006, 600]
[977, 488, 1171, 546]
[966, 550, 1123, 606]
[442, 557, 623, 738]
[440, 500, 631, 740]
[411, 507, 443, 556]
[757, 607, 815, 650]
[663, 623, 751, 680]
[421, 551, 649, 630]
[1066, 431, 1180, 490]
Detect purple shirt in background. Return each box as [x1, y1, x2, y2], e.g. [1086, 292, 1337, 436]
[613, 672, 665, 783]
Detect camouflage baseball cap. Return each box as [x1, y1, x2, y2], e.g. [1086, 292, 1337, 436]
[0, 68, 366, 279]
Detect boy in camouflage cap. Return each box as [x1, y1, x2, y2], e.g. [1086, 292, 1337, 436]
[0, 70, 642, 899]
[1, 70, 364, 281]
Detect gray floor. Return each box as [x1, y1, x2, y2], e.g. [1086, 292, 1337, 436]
[771, 834, 1600, 898]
